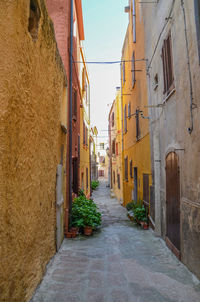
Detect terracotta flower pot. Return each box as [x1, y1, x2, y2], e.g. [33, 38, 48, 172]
[84, 226, 93, 236]
[141, 222, 149, 230]
[70, 227, 79, 237]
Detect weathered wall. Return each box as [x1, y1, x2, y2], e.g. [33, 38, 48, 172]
[142, 0, 200, 278]
[0, 1, 67, 301]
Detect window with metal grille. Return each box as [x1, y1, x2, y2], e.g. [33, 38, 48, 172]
[117, 174, 120, 189]
[125, 156, 128, 181]
[112, 112, 114, 127]
[136, 109, 140, 140]
[132, 51, 135, 87]
[194, 0, 200, 62]
[72, 89, 77, 120]
[133, 0, 136, 43]
[124, 105, 127, 133]
[130, 160, 133, 178]
[162, 32, 174, 95]
[128, 102, 131, 118]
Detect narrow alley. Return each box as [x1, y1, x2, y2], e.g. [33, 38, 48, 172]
[31, 180, 200, 302]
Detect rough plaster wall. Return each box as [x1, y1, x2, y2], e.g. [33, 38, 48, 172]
[0, 1, 67, 301]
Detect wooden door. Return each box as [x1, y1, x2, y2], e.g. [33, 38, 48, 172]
[166, 152, 180, 256]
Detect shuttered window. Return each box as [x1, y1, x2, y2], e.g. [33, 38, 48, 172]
[136, 109, 140, 140]
[113, 171, 115, 184]
[162, 32, 174, 95]
[133, 0, 136, 43]
[112, 139, 116, 155]
[116, 142, 118, 156]
[83, 122, 85, 145]
[132, 51, 135, 87]
[72, 89, 77, 120]
[117, 174, 120, 189]
[112, 112, 114, 127]
[125, 156, 128, 181]
[86, 167, 88, 189]
[123, 61, 126, 84]
[130, 160, 133, 178]
[128, 102, 131, 118]
[124, 105, 127, 133]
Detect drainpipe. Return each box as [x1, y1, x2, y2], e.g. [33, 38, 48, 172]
[181, 0, 194, 134]
[68, 0, 74, 229]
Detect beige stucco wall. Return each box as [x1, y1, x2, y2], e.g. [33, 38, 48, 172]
[0, 1, 67, 301]
[142, 0, 200, 278]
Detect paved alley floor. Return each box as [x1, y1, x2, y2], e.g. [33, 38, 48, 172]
[31, 180, 200, 302]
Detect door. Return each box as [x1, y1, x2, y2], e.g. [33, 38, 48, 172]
[73, 158, 79, 194]
[166, 152, 180, 257]
[133, 167, 138, 202]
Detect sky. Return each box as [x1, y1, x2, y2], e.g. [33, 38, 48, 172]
[82, 0, 128, 146]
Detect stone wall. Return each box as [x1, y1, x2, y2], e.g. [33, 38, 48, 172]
[0, 0, 67, 301]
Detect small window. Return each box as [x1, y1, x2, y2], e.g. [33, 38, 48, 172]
[132, 51, 135, 87]
[83, 122, 85, 145]
[112, 112, 114, 127]
[133, 0, 136, 43]
[117, 174, 120, 189]
[130, 160, 133, 178]
[116, 142, 118, 156]
[125, 156, 128, 181]
[112, 139, 116, 155]
[128, 102, 131, 118]
[162, 32, 174, 95]
[136, 109, 140, 140]
[86, 168, 88, 189]
[28, 0, 40, 41]
[124, 105, 127, 133]
[72, 89, 77, 120]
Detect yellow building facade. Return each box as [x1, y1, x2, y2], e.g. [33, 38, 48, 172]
[79, 48, 91, 198]
[109, 89, 123, 202]
[121, 0, 152, 207]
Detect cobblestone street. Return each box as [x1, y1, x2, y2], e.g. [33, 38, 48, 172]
[31, 180, 200, 302]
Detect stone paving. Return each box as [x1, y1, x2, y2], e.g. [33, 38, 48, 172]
[31, 179, 200, 302]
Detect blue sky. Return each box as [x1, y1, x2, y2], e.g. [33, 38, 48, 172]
[82, 0, 128, 142]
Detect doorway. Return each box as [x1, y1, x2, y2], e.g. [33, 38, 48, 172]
[166, 152, 181, 259]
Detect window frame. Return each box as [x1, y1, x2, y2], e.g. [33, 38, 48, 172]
[162, 32, 174, 95]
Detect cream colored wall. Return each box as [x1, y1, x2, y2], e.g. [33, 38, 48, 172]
[0, 1, 67, 301]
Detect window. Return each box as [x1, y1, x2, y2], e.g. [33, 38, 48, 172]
[132, 51, 135, 87]
[28, 0, 40, 41]
[113, 171, 116, 184]
[194, 0, 200, 62]
[117, 174, 120, 189]
[83, 122, 85, 145]
[124, 105, 127, 133]
[116, 142, 118, 156]
[112, 139, 116, 155]
[130, 160, 133, 178]
[72, 89, 77, 120]
[162, 32, 174, 95]
[100, 143, 104, 150]
[86, 127, 88, 147]
[128, 102, 131, 118]
[136, 109, 140, 140]
[125, 156, 128, 181]
[123, 61, 126, 84]
[86, 168, 88, 189]
[133, 0, 136, 43]
[112, 112, 114, 127]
